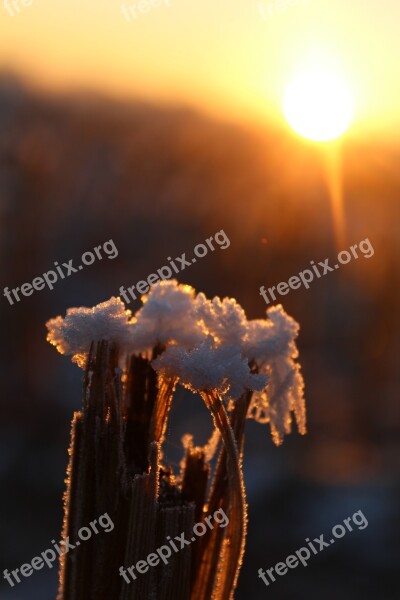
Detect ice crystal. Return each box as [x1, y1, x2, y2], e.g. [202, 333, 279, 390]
[195, 293, 248, 346]
[152, 338, 266, 400]
[46, 281, 306, 444]
[130, 280, 205, 352]
[46, 297, 133, 368]
[246, 306, 306, 445]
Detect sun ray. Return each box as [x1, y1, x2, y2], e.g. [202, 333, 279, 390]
[323, 143, 346, 249]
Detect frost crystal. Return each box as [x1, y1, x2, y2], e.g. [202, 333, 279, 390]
[46, 297, 134, 368]
[152, 338, 266, 400]
[246, 305, 306, 445]
[195, 293, 248, 346]
[130, 280, 205, 352]
[244, 305, 299, 365]
[46, 281, 306, 445]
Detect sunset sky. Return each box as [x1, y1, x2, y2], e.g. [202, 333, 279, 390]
[0, 0, 399, 135]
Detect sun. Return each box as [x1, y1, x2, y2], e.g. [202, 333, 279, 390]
[283, 68, 354, 142]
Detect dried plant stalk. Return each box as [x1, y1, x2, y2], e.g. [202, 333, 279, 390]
[181, 443, 210, 529]
[191, 389, 247, 600]
[58, 343, 197, 600]
[58, 342, 126, 600]
[192, 390, 251, 600]
[50, 282, 306, 600]
[120, 442, 160, 600]
[157, 505, 194, 600]
[149, 375, 177, 446]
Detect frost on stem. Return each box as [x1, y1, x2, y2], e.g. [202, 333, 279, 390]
[46, 282, 206, 367]
[152, 342, 256, 599]
[155, 346, 249, 599]
[195, 293, 248, 347]
[193, 291, 306, 446]
[46, 280, 307, 600]
[200, 389, 246, 600]
[46, 281, 306, 447]
[130, 280, 205, 351]
[244, 305, 306, 446]
[46, 297, 134, 368]
[152, 339, 266, 400]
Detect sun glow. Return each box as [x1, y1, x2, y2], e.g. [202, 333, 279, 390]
[283, 68, 354, 142]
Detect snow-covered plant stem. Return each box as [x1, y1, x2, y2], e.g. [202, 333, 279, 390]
[198, 389, 247, 600]
[47, 280, 307, 599]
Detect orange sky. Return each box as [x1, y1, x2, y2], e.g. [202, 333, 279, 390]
[0, 0, 399, 135]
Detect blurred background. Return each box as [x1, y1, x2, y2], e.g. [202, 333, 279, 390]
[0, 0, 399, 598]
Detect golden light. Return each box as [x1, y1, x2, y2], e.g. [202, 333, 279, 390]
[283, 68, 354, 142]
